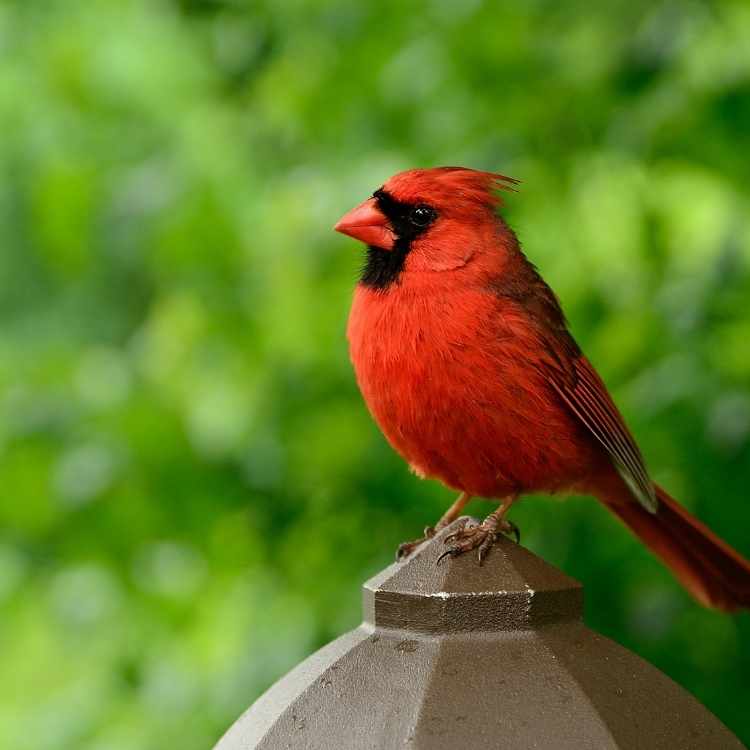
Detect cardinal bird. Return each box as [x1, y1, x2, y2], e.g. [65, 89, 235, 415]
[335, 166, 750, 612]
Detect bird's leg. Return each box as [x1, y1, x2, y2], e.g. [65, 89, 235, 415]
[396, 492, 471, 560]
[438, 495, 519, 565]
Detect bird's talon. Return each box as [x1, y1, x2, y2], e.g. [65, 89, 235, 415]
[403, 511, 519, 564]
[433, 512, 518, 564]
[396, 525, 439, 561]
[477, 533, 497, 564]
[436, 548, 458, 565]
[396, 542, 414, 561]
[443, 518, 472, 545]
[505, 521, 521, 544]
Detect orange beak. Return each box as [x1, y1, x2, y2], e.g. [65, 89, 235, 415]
[334, 198, 395, 251]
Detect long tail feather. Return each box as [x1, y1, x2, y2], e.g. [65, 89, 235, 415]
[604, 484, 750, 612]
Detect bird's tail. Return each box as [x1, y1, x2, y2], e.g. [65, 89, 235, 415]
[603, 483, 750, 612]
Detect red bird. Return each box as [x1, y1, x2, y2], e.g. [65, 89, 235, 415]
[336, 166, 750, 612]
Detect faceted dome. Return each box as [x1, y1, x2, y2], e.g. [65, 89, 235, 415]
[215, 520, 744, 750]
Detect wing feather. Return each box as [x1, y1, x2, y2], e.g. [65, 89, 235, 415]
[486, 255, 657, 512]
[548, 356, 657, 512]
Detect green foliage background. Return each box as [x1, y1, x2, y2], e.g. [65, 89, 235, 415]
[2, 0, 750, 747]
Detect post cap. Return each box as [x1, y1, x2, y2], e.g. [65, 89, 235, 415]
[214, 518, 745, 750]
[364, 517, 582, 633]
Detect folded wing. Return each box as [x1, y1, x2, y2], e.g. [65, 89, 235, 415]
[547, 355, 657, 512]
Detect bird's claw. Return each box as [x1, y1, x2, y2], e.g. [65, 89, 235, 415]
[436, 516, 519, 566]
[442, 517, 478, 545]
[477, 532, 498, 564]
[436, 547, 459, 565]
[396, 525, 437, 561]
[506, 520, 521, 544]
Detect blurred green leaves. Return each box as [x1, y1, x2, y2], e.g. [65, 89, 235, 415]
[1, 0, 749, 748]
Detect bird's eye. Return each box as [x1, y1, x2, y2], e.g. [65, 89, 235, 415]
[409, 205, 436, 228]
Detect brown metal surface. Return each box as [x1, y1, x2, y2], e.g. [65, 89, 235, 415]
[214, 518, 745, 750]
[364, 523, 583, 634]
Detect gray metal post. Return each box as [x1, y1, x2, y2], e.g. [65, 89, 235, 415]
[215, 518, 745, 749]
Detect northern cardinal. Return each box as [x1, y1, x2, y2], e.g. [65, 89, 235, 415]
[335, 166, 750, 612]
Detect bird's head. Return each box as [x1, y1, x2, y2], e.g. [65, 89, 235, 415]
[334, 167, 517, 289]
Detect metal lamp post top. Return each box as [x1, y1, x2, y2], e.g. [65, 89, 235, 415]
[215, 518, 745, 750]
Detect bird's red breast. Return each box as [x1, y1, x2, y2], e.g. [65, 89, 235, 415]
[347, 250, 604, 499]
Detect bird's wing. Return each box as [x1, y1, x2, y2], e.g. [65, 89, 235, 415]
[546, 353, 657, 513]
[489, 259, 656, 513]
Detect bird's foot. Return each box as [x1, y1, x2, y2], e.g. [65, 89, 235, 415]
[396, 526, 437, 561]
[437, 515, 520, 565]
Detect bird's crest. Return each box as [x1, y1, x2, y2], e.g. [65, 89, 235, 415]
[383, 167, 519, 211]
